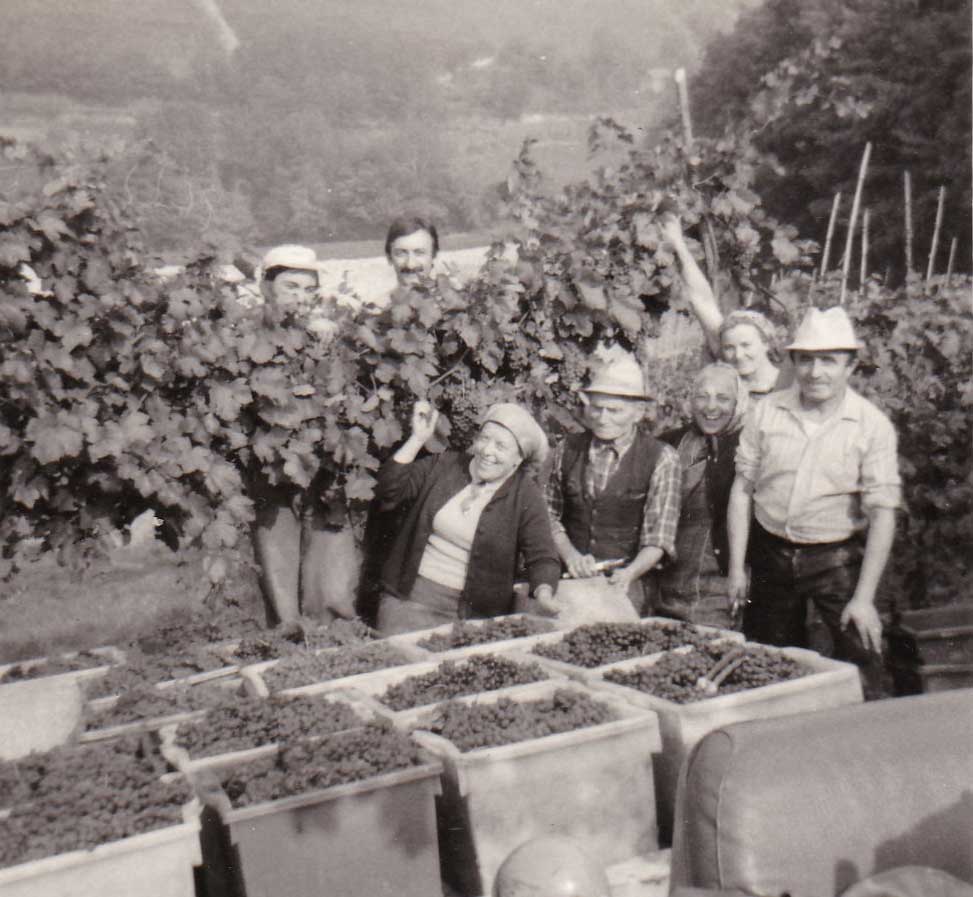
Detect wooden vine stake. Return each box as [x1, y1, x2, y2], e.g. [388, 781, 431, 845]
[820, 192, 841, 277]
[860, 208, 870, 288]
[945, 236, 958, 287]
[925, 185, 946, 285]
[674, 67, 694, 144]
[904, 171, 914, 275]
[840, 142, 872, 305]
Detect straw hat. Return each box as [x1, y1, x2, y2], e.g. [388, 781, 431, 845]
[581, 354, 651, 400]
[786, 306, 861, 352]
[260, 244, 320, 276]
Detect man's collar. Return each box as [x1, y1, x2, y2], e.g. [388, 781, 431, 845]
[775, 384, 863, 421]
[590, 427, 638, 454]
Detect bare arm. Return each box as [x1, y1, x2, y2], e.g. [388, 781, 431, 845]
[661, 213, 723, 357]
[840, 506, 896, 654]
[726, 475, 753, 610]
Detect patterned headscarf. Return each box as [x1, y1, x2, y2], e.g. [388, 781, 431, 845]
[719, 309, 782, 364]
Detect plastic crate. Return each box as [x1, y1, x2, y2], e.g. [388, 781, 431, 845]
[588, 644, 863, 843]
[888, 602, 973, 666]
[239, 633, 428, 698]
[195, 750, 443, 897]
[405, 679, 662, 897]
[525, 618, 744, 682]
[326, 649, 555, 720]
[391, 613, 558, 661]
[160, 691, 376, 773]
[0, 801, 201, 897]
[0, 649, 125, 760]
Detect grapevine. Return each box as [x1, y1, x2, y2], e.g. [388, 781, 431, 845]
[423, 689, 616, 752]
[532, 621, 720, 668]
[218, 722, 423, 808]
[261, 642, 413, 692]
[603, 642, 807, 704]
[417, 617, 555, 652]
[379, 654, 548, 711]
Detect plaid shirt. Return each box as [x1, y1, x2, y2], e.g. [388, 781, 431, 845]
[546, 429, 682, 562]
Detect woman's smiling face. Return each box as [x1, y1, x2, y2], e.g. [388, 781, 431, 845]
[720, 322, 770, 378]
[471, 422, 523, 482]
[692, 367, 738, 435]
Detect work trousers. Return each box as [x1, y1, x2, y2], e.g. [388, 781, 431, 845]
[744, 522, 882, 698]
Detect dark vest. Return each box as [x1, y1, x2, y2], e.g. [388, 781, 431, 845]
[660, 425, 741, 576]
[560, 429, 664, 561]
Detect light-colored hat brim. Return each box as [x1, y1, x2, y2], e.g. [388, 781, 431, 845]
[580, 386, 652, 400]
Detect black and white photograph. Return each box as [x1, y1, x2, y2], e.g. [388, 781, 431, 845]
[0, 1, 971, 895]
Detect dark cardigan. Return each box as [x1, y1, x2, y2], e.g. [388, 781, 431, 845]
[660, 425, 741, 576]
[375, 451, 561, 618]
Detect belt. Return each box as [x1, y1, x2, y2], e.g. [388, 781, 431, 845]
[753, 521, 863, 553]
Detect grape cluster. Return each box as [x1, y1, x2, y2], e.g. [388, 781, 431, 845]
[0, 735, 189, 869]
[603, 642, 808, 704]
[380, 654, 549, 711]
[302, 618, 377, 651]
[418, 617, 555, 652]
[532, 621, 718, 668]
[85, 680, 238, 731]
[2, 650, 112, 683]
[84, 645, 230, 699]
[263, 643, 412, 692]
[219, 722, 423, 809]
[425, 689, 616, 752]
[174, 695, 363, 758]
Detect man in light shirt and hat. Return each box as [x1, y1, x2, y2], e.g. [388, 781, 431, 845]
[545, 353, 682, 614]
[727, 306, 901, 690]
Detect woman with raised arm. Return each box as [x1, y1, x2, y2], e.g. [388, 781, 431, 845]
[374, 400, 560, 634]
[656, 362, 750, 628]
[661, 214, 786, 397]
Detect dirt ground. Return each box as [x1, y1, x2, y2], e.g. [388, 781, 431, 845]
[0, 542, 267, 663]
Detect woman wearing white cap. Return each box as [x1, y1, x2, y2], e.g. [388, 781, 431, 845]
[374, 400, 560, 634]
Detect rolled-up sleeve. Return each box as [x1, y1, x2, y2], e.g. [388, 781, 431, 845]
[860, 415, 902, 514]
[639, 444, 682, 562]
[734, 407, 762, 488]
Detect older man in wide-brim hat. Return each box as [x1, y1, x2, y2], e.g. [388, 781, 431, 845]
[727, 306, 901, 695]
[545, 353, 682, 614]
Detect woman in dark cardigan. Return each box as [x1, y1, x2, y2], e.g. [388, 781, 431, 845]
[375, 400, 560, 635]
[657, 363, 750, 629]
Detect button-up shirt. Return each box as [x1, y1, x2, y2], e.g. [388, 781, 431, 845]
[735, 385, 901, 544]
[546, 429, 682, 561]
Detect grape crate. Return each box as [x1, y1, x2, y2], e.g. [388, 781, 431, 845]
[379, 654, 549, 711]
[417, 617, 554, 653]
[603, 642, 807, 704]
[532, 620, 723, 669]
[261, 642, 413, 693]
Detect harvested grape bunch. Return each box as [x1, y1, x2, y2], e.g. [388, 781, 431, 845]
[417, 617, 554, 652]
[84, 681, 237, 731]
[84, 645, 231, 699]
[0, 734, 186, 868]
[302, 618, 377, 651]
[262, 642, 413, 692]
[603, 642, 807, 704]
[1, 650, 113, 683]
[0, 776, 190, 868]
[174, 695, 364, 758]
[379, 654, 548, 711]
[219, 722, 423, 808]
[531, 621, 718, 668]
[424, 689, 616, 752]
